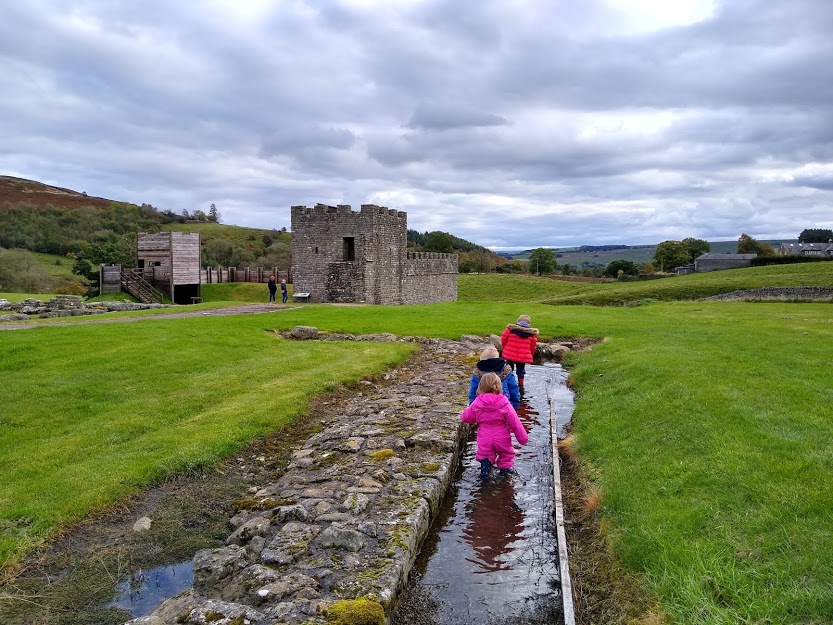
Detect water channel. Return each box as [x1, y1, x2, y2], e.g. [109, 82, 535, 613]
[393, 363, 575, 625]
[111, 362, 574, 622]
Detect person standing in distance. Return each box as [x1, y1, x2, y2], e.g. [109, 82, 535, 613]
[267, 275, 277, 303]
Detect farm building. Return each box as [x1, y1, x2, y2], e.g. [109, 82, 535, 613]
[779, 242, 833, 256]
[694, 253, 757, 272]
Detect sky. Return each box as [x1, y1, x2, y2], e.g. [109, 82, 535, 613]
[1, 0, 832, 249]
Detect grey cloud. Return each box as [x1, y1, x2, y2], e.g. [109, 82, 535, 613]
[1, 0, 833, 246]
[407, 103, 508, 130]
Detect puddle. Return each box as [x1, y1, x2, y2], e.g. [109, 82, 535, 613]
[110, 560, 193, 617]
[393, 363, 574, 625]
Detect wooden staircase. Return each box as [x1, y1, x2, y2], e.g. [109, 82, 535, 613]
[121, 268, 166, 304]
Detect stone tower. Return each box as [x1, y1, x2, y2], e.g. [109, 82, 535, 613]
[290, 204, 457, 305]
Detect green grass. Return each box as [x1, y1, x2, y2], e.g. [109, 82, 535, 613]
[28, 252, 77, 279]
[3, 263, 833, 623]
[457, 262, 833, 306]
[0, 292, 56, 303]
[201, 281, 292, 302]
[0, 317, 415, 566]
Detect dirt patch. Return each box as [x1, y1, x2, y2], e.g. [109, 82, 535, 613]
[559, 439, 662, 625]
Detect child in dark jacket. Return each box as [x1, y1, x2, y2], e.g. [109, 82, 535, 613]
[500, 314, 538, 389]
[468, 346, 520, 409]
[461, 372, 529, 480]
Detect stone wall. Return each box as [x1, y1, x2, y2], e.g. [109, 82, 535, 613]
[290, 204, 456, 305]
[402, 253, 458, 305]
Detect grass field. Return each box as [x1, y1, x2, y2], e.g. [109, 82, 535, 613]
[2, 263, 832, 623]
[201, 281, 291, 302]
[459, 262, 833, 305]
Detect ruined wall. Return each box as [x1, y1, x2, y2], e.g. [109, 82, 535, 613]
[402, 252, 458, 304]
[291, 204, 457, 305]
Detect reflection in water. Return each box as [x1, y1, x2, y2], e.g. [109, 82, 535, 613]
[463, 478, 524, 573]
[110, 560, 193, 617]
[393, 363, 572, 625]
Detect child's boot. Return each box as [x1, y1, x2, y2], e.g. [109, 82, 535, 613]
[499, 467, 514, 476]
[479, 459, 492, 480]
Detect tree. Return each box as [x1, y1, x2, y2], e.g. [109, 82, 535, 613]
[423, 231, 455, 253]
[208, 203, 220, 223]
[70, 239, 134, 288]
[799, 228, 833, 243]
[653, 241, 691, 272]
[604, 259, 638, 278]
[528, 248, 558, 275]
[203, 238, 236, 267]
[682, 237, 710, 260]
[737, 233, 775, 256]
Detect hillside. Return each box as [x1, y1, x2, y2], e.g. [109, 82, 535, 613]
[0, 177, 290, 291]
[0, 175, 122, 211]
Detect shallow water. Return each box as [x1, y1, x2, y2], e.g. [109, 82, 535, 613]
[110, 560, 193, 617]
[393, 363, 574, 625]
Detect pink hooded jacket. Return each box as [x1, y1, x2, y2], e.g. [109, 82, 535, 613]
[460, 393, 529, 469]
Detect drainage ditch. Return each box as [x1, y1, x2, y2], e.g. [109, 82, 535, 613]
[392, 363, 574, 625]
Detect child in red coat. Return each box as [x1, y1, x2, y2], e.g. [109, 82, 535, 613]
[460, 372, 529, 480]
[500, 314, 538, 389]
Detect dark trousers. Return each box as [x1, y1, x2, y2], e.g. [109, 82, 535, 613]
[269, 290, 276, 303]
[507, 360, 526, 381]
[281, 290, 287, 303]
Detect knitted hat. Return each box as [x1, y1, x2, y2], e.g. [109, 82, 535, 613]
[517, 314, 531, 327]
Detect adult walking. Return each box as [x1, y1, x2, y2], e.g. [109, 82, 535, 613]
[500, 314, 538, 390]
[267, 275, 277, 303]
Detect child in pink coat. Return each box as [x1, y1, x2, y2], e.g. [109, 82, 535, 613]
[460, 372, 529, 480]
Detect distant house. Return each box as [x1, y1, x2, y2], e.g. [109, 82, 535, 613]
[694, 253, 757, 272]
[779, 241, 833, 256]
[674, 263, 695, 275]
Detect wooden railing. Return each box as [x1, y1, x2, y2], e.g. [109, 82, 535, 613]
[121, 268, 166, 304]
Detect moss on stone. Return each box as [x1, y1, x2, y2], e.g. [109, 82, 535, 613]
[368, 449, 395, 461]
[327, 599, 385, 625]
[421, 462, 440, 473]
[233, 495, 296, 511]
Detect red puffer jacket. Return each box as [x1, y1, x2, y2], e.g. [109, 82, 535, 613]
[501, 324, 538, 363]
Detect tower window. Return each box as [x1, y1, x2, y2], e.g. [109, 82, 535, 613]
[343, 237, 355, 261]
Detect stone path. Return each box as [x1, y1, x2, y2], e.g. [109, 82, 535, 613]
[0, 303, 291, 330]
[127, 335, 487, 625]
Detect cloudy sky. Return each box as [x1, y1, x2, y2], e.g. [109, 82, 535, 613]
[2, 0, 832, 248]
